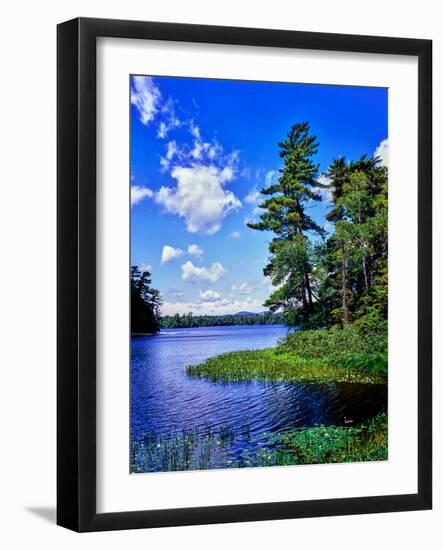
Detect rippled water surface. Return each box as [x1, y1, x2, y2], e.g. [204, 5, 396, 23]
[131, 325, 387, 471]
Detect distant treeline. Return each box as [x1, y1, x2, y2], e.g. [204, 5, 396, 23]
[130, 265, 284, 333]
[160, 311, 285, 329]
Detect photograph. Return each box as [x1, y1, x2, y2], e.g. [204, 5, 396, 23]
[129, 74, 389, 473]
[0, 1, 436, 542]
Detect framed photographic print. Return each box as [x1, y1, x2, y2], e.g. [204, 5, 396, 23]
[57, 17, 432, 531]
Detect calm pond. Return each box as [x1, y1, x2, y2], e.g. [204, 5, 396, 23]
[131, 325, 387, 472]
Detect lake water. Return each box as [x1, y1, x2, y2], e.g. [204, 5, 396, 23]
[131, 324, 387, 471]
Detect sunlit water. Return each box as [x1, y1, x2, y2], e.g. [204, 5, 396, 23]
[131, 325, 387, 471]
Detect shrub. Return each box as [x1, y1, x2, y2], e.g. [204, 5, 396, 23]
[284, 319, 387, 355]
[281, 317, 387, 378]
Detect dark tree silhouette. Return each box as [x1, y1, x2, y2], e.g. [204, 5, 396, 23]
[131, 266, 161, 334]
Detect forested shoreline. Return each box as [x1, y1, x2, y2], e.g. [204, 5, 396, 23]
[131, 120, 387, 353]
[159, 311, 284, 329]
[186, 121, 388, 389]
[130, 120, 388, 469]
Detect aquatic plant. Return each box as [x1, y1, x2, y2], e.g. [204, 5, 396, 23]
[272, 411, 388, 464]
[130, 413, 387, 473]
[130, 427, 238, 473]
[187, 347, 386, 384]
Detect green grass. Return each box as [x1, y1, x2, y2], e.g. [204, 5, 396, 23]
[187, 347, 386, 384]
[187, 322, 387, 384]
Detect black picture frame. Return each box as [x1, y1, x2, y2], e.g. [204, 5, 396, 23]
[57, 17, 432, 532]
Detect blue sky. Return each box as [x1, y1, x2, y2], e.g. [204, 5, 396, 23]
[130, 75, 388, 316]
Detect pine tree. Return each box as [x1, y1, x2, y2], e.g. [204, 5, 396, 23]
[248, 122, 325, 326]
[325, 156, 350, 223]
[131, 266, 161, 334]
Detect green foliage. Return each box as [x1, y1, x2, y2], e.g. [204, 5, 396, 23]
[160, 311, 284, 329]
[187, 314, 387, 384]
[187, 348, 386, 385]
[273, 411, 388, 464]
[131, 266, 161, 334]
[285, 317, 387, 357]
[325, 158, 388, 325]
[132, 121, 391, 473]
[245, 121, 388, 331]
[329, 352, 387, 376]
[248, 122, 325, 327]
[284, 316, 387, 377]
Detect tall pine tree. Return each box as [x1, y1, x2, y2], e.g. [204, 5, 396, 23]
[248, 122, 325, 327]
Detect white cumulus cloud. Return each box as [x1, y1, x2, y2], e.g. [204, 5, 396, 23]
[374, 138, 389, 167]
[139, 263, 152, 273]
[181, 261, 226, 283]
[130, 76, 161, 125]
[155, 165, 241, 235]
[161, 245, 184, 264]
[131, 185, 153, 206]
[187, 244, 203, 259]
[161, 297, 264, 316]
[131, 76, 181, 138]
[199, 289, 221, 302]
[244, 187, 261, 205]
[190, 132, 223, 162]
[316, 174, 333, 203]
[231, 282, 253, 295]
[229, 231, 241, 239]
[318, 174, 331, 185]
[164, 288, 184, 300]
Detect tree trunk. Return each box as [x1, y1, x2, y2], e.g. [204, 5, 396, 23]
[301, 278, 307, 309]
[341, 247, 350, 325]
[305, 272, 314, 312]
[358, 205, 369, 296]
[362, 252, 369, 295]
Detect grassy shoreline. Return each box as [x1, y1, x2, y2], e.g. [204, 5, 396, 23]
[187, 347, 386, 384]
[187, 323, 388, 385]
